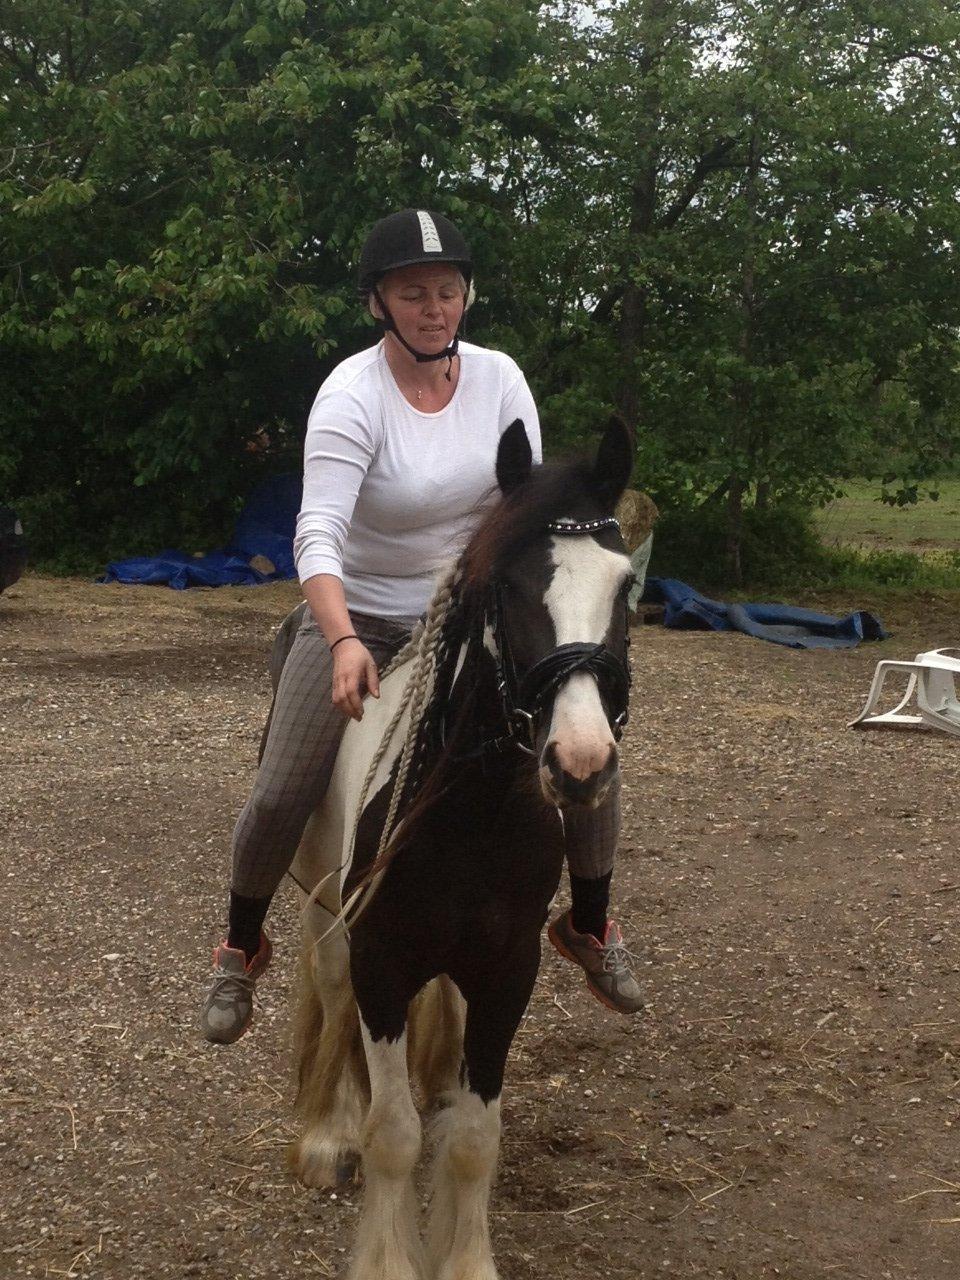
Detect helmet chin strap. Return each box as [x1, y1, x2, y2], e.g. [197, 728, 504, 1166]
[373, 286, 461, 380]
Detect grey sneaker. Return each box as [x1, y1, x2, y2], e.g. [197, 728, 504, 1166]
[201, 934, 272, 1044]
[547, 911, 643, 1014]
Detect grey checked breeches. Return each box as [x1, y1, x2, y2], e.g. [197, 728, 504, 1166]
[231, 610, 620, 899]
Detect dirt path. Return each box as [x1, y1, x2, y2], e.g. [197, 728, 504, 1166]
[3, 576, 960, 1279]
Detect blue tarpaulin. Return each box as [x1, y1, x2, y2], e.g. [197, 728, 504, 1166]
[642, 577, 888, 650]
[101, 474, 302, 590]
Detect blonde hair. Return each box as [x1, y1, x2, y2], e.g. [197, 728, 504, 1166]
[367, 268, 475, 320]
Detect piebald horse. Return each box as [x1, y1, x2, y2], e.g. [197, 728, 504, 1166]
[286, 417, 634, 1280]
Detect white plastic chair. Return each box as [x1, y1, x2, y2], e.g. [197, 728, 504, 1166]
[850, 647, 960, 738]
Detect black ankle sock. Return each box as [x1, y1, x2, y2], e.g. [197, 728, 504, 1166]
[228, 890, 273, 962]
[569, 871, 613, 943]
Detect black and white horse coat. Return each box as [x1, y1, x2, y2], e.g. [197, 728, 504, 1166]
[286, 419, 635, 1280]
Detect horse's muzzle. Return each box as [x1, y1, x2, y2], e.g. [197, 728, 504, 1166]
[538, 740, 619, 809]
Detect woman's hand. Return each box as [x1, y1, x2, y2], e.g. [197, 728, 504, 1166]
[331, 639, 380, 720]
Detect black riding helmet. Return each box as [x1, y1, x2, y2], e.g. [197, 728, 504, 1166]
[358, 209, 473, 375]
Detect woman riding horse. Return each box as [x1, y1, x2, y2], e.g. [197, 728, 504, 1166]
[200, 208, 642, 1044]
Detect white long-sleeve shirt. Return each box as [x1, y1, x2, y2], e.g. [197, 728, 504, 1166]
[294, 340, 542, 618]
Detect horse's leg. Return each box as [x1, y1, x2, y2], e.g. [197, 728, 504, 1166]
[288, 903, 367, 1188]
[348, 1017, 426, 1280]
[427, 937, 541, 1280]
[410, 975, 466, 1110]
[348, 927, 428, 1280]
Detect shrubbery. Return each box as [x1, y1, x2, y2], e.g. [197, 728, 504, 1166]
[648, 502, 824, 590]
[4, 2, 960, 581]
[647, 501, 960, 594]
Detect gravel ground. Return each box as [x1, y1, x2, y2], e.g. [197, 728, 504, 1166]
[3, 575, 960, 1280]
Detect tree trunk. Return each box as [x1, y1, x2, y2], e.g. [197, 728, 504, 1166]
[726, 126, 760, 582]
[615, 0, 670, 430]
[726, 475, 745, 585]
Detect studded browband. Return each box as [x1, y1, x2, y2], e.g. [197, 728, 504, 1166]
[546, 517, 621, 535]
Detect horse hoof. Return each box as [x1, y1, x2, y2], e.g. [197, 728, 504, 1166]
[335, 1151, 360, 1184]
[436, 1259, 500, 1280]
[287, 1137, 360, 1189]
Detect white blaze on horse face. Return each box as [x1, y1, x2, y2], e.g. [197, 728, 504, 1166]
[543, 533, 631, 782]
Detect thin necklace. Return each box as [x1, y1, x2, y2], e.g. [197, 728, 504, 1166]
[397, 360, 457, 403]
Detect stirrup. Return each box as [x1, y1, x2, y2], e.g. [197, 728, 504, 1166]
[850, 647, 960, 738]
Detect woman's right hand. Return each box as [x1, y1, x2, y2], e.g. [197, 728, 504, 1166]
[331, 639, 380, 721]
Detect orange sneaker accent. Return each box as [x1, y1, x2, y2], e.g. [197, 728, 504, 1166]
[547, 911, 643, 1015]
[201, 933, 272, 1044]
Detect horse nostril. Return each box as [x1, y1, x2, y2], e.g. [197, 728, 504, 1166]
[539, 742, 619, 808]
[542, 740, 561, 777]
[544, 738, 617, 784]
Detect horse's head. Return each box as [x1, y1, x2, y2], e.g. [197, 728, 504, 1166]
[473, 417, 635, 809]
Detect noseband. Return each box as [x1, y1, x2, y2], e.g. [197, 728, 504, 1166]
[489, 517, 632, 755]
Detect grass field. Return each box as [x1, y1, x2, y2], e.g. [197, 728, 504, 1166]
[815, 478, 960, 555]
[649, 478, 960, 595]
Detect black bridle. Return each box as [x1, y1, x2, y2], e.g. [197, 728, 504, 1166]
[487, 516, 632, 756]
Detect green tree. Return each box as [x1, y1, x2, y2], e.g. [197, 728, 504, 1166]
[518, 0, 960, 581]
[0, 0, 559, 567]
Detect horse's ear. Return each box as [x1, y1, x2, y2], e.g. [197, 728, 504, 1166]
[592, 414, 634, 508]
[496, 419, 533, 495]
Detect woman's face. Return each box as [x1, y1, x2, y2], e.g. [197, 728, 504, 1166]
[375, 265, 466, 357]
